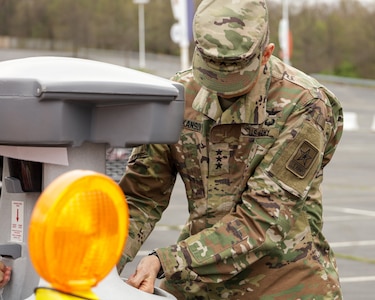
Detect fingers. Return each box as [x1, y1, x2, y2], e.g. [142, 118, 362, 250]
[126, 255, 160, 294]
[0, 262, 11, 289]
[127, 272, 155, 294]
[0, 261, 5, 283]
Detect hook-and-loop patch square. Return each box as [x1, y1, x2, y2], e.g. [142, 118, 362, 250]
[268, 121, 322, 197]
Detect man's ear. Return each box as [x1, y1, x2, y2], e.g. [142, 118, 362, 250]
[262, 43, 275, 65]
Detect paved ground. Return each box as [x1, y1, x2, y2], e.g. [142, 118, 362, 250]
[318, 82, 375, 299]
[1, 48, 374, 299]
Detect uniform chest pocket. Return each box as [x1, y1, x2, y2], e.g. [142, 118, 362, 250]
[207, 135, 276, 179]
[244, 136, 276, 176]
[240, 124, 279, 168]
[208, 143, 231, 176]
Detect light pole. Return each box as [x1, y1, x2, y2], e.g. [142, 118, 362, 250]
[170, 0, 194, 70]
[133, 0, 149, 69]
[278, 0, 291, 65]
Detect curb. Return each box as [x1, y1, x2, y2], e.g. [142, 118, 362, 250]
[311, 74, 375, 88]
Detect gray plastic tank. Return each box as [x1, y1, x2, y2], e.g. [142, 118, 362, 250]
[0, 56, 183, 300]
[0, 56, 184, 147]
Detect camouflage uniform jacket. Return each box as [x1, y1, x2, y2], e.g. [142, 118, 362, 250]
[118, 56, 343, 300]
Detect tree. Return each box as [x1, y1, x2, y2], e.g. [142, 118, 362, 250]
[1, 0, 374, 79]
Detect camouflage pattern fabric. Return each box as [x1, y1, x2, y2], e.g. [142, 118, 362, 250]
[118, 55, 343, 299]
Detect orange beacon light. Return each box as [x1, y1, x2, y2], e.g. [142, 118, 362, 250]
[28, 170, 129, 299]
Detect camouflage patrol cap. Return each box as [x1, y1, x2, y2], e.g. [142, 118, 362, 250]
[192, 0, 269, 96]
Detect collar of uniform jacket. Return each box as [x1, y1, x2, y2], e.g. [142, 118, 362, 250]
[192, 61, 271, 125]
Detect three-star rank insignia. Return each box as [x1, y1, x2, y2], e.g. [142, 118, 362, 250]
[286, 140, 319, 178]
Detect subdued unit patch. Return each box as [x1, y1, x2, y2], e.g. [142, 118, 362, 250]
[287, 140, 319, 179]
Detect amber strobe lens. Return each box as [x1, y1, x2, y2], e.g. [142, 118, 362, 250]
[28, 170, 129, 294]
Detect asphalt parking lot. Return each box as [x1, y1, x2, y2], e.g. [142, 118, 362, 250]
[319, 82, 375, 299]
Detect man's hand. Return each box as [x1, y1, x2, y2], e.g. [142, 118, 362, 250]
[126, 255, 161, 294]
[0, 261, 11, 289]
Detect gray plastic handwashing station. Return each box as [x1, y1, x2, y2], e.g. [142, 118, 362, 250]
[0, 56, 183, 300]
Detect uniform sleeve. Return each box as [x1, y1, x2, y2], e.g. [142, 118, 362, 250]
[117, 144, 177, 273]
[156, 93, 343, 284]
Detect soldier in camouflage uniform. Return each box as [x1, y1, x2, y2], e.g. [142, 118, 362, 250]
[119, 0, 343, 299]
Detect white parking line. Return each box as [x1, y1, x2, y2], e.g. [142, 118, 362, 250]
[325, 205, 375, 286]
[325, 206, 375, 217]
[342, 112, 375, 132]
[340, 276, 375, 283]
[324, 215, 373, 222]
[343, 112, 359, 131]
[330, 240, 375, 248]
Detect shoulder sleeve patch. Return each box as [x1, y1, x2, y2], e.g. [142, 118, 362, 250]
[268, 122, 323, 198]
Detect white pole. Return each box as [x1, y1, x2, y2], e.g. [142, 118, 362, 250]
[180, 46, 189, 70]
[138, 3, 146, 69]
[282, 0, 290, 65]
[170, 0, 191, 70]
[179, 0, 190, 70]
